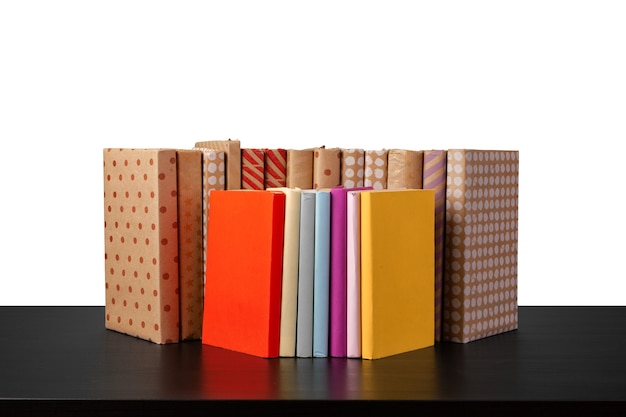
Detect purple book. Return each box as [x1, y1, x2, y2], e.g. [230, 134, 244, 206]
[329, 185, 372, 357]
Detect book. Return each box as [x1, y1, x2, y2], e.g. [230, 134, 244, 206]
[329, 185, 372, 357]
[287, 149, 314, 189]
[387, 149, 424, 190]
[422, 150, 447, 342]
[313, 147, 341, 189]
[267, 187, 302, 357]
[191, 148, 226, 282]
[175, 149, 204, 340]
[241, 148, 265, 190]
[296, 190, 316, 358]
[346, 189, 365, 358]
[264, 149, 288, 189]
[442, 150, 519, 343]
[312, 189, 331, 358]
[194, 139, 241, 190]
[364, 149, 388, 190]
[360, 189, 435, 360]
[341, 149, 365, 188]
[103, 148, 180, 344]
[202, 190, 286, 358]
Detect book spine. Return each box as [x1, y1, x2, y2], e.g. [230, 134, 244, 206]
[296, 191, 316, 357]
[176, 150, 204, 340]
[313, 147, 341, 189]
[387, 149, 424, 189]
[313, 190, 331, 357]
[329, 186, 347, 357]
[287, 149, 314, 189]
[264, 149, 288, 189]
[359, 191, 374, 359]
[364, 150, 388, 190]
[241, 148, 265, 190]
[423, 150, 447, 342]
[341, 149, 365, 188]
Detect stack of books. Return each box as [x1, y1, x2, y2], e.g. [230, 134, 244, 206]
[103, 141, 519, 358]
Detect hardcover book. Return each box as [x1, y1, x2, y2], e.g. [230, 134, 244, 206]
[387, 149, 424, 190]
[194, 139, 241, 190]
[191, 148, 226, 281]
[296, 190, 316, 358]
[364, 149, 388, 190]
[287, 149, 314, 189]
[313, 189, 331, 358]
[202, 190, 286, 358]
[346, 189, 366, 358]
[267, 187, 302, 357]
[341, 148, 365, 188]
[313, 147, 341, 189]
[264, 149, 288, 189]
[360, 189, 435, 359]
[422, 150, 447, 342]
[103, 148, 180, 344]
[329, 185, 372, 357]
[241, 148, 265, 190]
[442, 150, 519, 343]
[175, 149, 204, 340]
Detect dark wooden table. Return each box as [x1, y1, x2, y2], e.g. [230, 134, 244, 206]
[1, 306, 625, 415]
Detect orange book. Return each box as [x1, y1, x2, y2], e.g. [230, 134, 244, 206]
[202, 190, 285, 358]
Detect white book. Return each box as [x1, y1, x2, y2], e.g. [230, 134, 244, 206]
[268, 187, 302, 357]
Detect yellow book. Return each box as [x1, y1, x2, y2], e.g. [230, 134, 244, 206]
[360, 189, 435, 359]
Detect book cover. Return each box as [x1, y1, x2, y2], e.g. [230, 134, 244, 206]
[264, 149, 288, 189]
[360, 189, 435, 360]
[313, 189, 331, 358]
[422, 149, 447, 342]
[175, 149, 204, 340]
[241, 148, 265, 190]
[387, 149, 424, 190]
[194, 139, 241, 190]
[329, 185, 372, 357]
[103, 148, 180, 344]
[313, 147, 341, 189]
[341, 148, 365, 188]
[296, 190, 316, 358]
[267, 187, 302, 357]
[442, 150, 519, 343]
[287, 149, 313, 189]
[364, 149, 388, 190]
[202, 190, 285, 358]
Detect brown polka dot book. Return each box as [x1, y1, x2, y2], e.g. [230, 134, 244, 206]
[102, 145, 519, 357]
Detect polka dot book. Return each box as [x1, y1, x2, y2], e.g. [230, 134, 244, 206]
[103, 148, 181, 344]
[340, 148, 365, 188]
[364, 149, 388, 190]
[312, 147, 341, 189]
[443, 149, 519, 343]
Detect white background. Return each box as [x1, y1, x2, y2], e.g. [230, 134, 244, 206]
[0, 1, 624, 306]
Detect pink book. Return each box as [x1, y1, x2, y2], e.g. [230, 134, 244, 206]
[330, 185, 371, 357]
[346, 189, 368, 358]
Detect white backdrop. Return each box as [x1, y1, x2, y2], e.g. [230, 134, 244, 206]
[1, 1, 624, 306]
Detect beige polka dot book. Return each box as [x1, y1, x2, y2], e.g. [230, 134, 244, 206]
[103, 144, 519, 355]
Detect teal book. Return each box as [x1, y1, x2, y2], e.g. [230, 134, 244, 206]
[313, 189, 331, 357]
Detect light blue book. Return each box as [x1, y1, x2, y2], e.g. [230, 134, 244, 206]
[296, 190, 316, 358]
[313, 189, 331, 357]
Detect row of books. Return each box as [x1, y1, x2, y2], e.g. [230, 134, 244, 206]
[103, 142, 519, 358]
